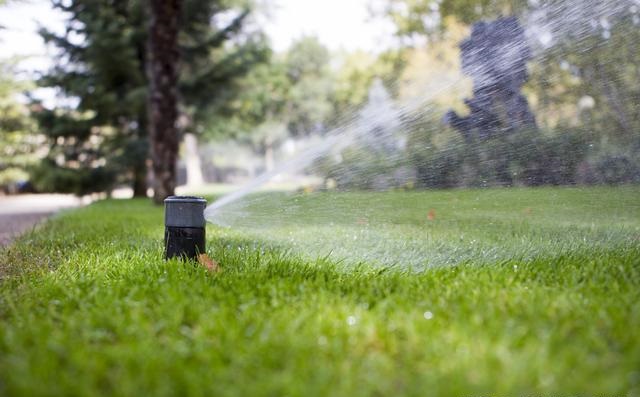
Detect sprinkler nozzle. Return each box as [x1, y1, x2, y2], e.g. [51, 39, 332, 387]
[164, 196, 206, 260]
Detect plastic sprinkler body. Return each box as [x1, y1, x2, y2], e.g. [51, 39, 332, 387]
[164, 196, 206, 260]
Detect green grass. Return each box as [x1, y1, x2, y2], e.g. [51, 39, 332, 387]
[214, 186, 640, 268]
[1, 186, 639, 396]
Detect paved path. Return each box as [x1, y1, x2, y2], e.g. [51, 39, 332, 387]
[0, 194, 82, 246]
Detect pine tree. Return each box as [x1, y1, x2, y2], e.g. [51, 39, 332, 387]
[32, 0, 267, 197]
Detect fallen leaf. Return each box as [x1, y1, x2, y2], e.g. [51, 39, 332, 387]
[198, 254, 220, 273]
[427, 209, 436, 221]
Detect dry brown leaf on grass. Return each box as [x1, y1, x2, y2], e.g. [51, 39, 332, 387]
[198, 254, 220, 273]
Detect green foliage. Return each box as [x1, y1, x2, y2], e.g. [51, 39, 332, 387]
[332, 50, 406, 121]
[579, 151, 640, 185]
[34, 0, 268, 195]
[223, 37, 408, 169]
[32, 0, 150, 194]
[281, 37, 334, 137]
[379, 1, 640, 189]
[319, 147, 408, 190]
[530, 15, 640, 148]
[0, 58, 39, 190]
[219, 36, 335, 158]
[413, 144, 464, 188]
[29, 158, 115, 195]
[1, 188, 639, 395]
[286, 36, 330, 82]
[408, 124, 597, 188]
[524, 10, 640, 185]
[179, 2, 270, 130]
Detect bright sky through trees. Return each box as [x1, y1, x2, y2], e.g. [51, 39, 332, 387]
[0, 0, 395, 77]
[0, 1, 65, 74]
[261, 0, 394, 52]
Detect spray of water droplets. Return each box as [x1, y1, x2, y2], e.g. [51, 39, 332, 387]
[203, 0, 639, 269]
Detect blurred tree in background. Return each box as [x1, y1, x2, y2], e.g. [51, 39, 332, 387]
[537, 13, 640, 184]
[2, 0, 638, 194]
[32, 1, 149, 195]
[380, 0, 640, 187]
[284, 37, 333, 137]
[0, 0, 41, 193]
[0, 58, 41, 193]
[217, 36, 405, 173]
[31, 0, 267, 197]
[332, 49, 406, 121]
[216, 37, 335, 171]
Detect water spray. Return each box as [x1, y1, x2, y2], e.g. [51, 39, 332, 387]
[164, 196, 206, 260]
[199, 0, 637, 268]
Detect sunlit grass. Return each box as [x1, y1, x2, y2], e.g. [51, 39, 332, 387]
[1, 187, 639, 396]
[211, 186, 640, 268]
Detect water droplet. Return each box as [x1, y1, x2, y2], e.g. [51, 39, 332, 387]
[423, 311, 434, 320]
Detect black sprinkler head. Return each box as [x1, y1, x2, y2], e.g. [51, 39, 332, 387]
[164, 196, 207, 260]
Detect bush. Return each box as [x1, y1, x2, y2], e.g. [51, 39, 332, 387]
[317, 121, 634, 190]
[414, 144, 464, 188]
[509, 129, 588, 186]
[319, 147, 412, 190]
[593, 154, 640, 184]
[29, 160, 116, 196]
[411, 128, 591, 189]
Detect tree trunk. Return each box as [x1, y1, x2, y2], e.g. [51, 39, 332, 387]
[132, 159, 148, 197]
[184, 133, 205, 186]
[132, 115, 148, 198]
[147, 0, 181, 204]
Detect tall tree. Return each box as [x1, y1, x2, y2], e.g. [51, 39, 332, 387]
[219, 37, 335, 170]
[33, 0, 267, 198]
[147, 0, 180, 203]
[33, 1, 152, 196]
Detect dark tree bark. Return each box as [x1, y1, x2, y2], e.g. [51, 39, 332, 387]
[132, 159, 148, 197]
[147, 0, 181, 204]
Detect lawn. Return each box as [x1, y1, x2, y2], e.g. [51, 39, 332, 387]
[1, 186, 639, 396]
